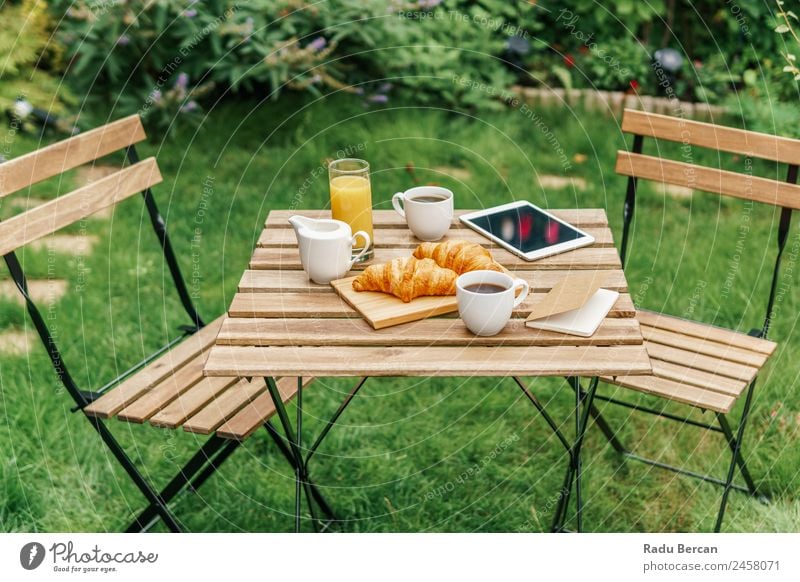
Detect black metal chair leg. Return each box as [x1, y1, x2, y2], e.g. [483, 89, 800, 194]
[88, 416, 182, 532]
[716, 412, 763, 500]
[715, 380, 757, 532]
[126, 435, 237, 532]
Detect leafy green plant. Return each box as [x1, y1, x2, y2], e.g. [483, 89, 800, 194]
[775, 1, 800, 81]
[48, 0, 541, 125]
[0, 0, 73, 125]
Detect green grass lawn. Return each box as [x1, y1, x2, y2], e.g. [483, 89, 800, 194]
[1, 94, 799, 532]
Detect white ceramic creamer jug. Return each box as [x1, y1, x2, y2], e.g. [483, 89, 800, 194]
[289, 216, 371, 284]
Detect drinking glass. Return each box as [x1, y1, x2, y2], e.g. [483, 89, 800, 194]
[329, 158, 374, 261]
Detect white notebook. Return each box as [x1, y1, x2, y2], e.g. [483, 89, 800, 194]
[525, 288, 620, 337]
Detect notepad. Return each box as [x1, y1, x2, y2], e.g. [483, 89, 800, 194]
[525, 272, 618, 337]
[526, 288, 619, 337]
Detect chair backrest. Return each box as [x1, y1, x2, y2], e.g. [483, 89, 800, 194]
[0, 115, 203, 407]
[616, 109, 800, 337]
[0, 115, 159, 254]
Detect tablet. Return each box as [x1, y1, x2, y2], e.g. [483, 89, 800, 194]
[460, 201, 595, 262]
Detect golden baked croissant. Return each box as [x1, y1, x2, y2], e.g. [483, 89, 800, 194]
[412, 239, 504, 274]
[352, 257, 457, 302]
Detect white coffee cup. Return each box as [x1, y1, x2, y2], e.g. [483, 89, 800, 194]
[392, 186, 454, 241]
[456, 270, 530, 336]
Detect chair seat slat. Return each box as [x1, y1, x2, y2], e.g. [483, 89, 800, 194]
[602, 374, 736, 413]
[182, 378, 266, 435]
[148, 376, 238, 429]
[216, 377, 311, 441]
[116, 357, 207, 424]
[84, 317, 223, 418]
[645, 342, 759, 383]
[641, 326, 769, 368]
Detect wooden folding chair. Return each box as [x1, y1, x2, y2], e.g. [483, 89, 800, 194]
[586, 109, 797, 531]
[0, 116, 334, 531]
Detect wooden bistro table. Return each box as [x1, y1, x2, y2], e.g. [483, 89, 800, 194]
[203, 208, 652, 532]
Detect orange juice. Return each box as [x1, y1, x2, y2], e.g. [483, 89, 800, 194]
[330, 175, 374, 246]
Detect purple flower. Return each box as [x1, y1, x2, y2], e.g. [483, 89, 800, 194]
[150, 89, 162, 104]
[175, 72, 189, 90]
[183, 8, 197, 17]
[417, 0, 442, 7]
[368, 94, 389, 104]
[377, 82, 393, 93]
[116, 35, 130, 46]
[353, 87, 365, 95]
[309, 74, 322, 84]
[307, 37, 327, 52]
[180, 100, 199, 113]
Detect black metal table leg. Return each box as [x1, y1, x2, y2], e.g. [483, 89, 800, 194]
[305, 377, 369, 469]
[264, 377, 305, 532]
[263, 422, 338, 523]
[511, 376, 591, 532]
[551, 377, 599, 533]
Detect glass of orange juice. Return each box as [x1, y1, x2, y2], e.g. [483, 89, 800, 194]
[329, 158, 374, 262]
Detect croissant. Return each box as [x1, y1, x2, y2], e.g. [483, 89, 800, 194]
[352, 257, 457, 302]
[412, 239, 504, 274]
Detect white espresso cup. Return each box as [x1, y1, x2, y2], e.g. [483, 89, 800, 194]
[456, 270, 530, 336]
[392, 186, 454, 241]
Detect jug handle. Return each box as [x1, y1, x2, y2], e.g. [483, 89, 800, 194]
[347, 231, 371, 269]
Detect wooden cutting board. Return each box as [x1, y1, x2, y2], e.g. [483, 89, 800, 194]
[330, 276, 458, 329]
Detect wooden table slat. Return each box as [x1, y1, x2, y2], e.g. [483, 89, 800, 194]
[238, 269, 629, 294]
[250, 246, 622, 271]
[265, 208, 610, 229]
[204, 345, 652, 378]
[258, 226, 615, 248]
[216, 317, 642, 347]
[227, 291, 636, 319]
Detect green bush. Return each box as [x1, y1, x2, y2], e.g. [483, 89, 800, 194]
[0, 0, 73, 128]
[49, 0, 540, 126]
[34, 0, 800, 125]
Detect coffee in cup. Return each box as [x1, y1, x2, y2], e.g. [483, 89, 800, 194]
[456, 270, 529, 336]
[392, 186, 454, 241]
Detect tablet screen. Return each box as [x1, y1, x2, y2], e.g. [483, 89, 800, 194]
[463, 204, 586, 254]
